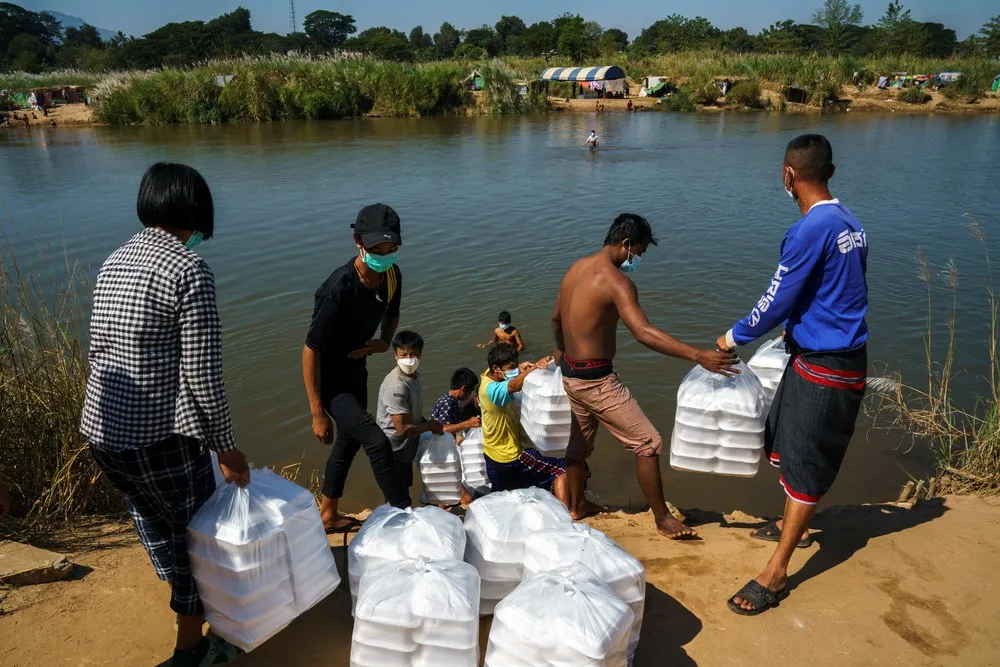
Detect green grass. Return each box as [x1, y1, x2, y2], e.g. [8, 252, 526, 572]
[0, 69, 105, 90]
[0, 222, 123, 534]
[727, 80, 763, 108]
[898, 86, 932, 104]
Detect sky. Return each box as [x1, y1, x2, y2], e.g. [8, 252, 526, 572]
[20, 0, 992, 41]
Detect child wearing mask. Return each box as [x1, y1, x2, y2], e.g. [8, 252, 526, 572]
[376, 330, 443, 491]
[429, 367, 482, 439]
[478, 310, 525, 351]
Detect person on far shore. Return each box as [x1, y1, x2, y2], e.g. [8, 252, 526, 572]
[429, 367, 482, 439]
[551, 213, 738, 539]
[80, 163, 248, 667]
[718, 135, 868, 616]
[478, 310, 525, 351]
[303, 204, 411, 533]
[479, 344, 567, 502]
[375, 330, 444, 493]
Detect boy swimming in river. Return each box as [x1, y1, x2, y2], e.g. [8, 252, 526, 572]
[478, 310, 525, 351]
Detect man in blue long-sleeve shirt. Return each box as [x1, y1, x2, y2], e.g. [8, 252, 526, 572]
[717, 134, 869, 616]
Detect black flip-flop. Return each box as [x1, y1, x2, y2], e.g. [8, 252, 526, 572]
[727, 580, 789, 616]
[324, 516, 363, 535]
[750, 518, 813, 548]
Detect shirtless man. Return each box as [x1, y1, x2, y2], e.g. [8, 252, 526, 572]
[552, 213, 739, 539]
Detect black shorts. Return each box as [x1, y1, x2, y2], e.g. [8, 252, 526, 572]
[765, 345, 867, 505]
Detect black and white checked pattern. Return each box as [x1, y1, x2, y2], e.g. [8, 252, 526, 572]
[90, 435, 216, 617]
[80, 227, 235, 453]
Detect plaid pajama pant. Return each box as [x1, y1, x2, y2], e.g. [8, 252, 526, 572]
[90, 434, 216, 617]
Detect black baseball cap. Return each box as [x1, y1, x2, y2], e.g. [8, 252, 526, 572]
[352, 203, 402, 248]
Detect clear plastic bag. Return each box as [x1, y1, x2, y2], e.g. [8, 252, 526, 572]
[187, 468, 341, 651]
[464, 488, 573, 615]
[670, 361, 766, 478]
[352, 559, 480, 667]
[417, 432, 463, 505]
[747, 337, 791, 410]
[487, 563, 633, 667]
[520, 365, 572, 453]
[348, 504, 467, 606]
[522, 524, 645, 660]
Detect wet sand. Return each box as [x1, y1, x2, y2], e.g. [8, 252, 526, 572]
[2, 494, 998, 666]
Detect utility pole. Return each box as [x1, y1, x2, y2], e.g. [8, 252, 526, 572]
[289, 0, 297, 33]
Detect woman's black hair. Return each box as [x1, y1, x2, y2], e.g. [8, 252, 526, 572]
[137, 163, 215, 239]
[487, 343, 520, 371]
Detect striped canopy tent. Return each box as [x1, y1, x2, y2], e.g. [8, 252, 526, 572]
[540, 66, 626, 82]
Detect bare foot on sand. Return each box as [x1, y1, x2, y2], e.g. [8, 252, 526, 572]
[571, 499, 605, 521]
[322, 513, 361, 533]
[658, 516, 698, 539]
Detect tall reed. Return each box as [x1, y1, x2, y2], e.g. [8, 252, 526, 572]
[870, 217, 1000, 495]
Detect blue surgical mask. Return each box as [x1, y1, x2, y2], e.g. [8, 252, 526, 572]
[504, 368, 520, 380]
[620, 244, 641, 274]
[362, 248, 398, 273]
[185, 232, 204, 250]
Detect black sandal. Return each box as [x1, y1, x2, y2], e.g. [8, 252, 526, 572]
[750, 518, 812, 548]
[727, 580, 789, 616]
[324, 516, 363, 535]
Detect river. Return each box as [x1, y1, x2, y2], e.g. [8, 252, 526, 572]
[2, 111, 997, 517]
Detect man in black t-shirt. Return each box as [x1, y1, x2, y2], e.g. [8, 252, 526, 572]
[303, 204, 410, 531]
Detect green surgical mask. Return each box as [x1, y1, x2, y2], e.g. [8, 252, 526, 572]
[186, 232, 204, 250]
[362, 248, 398, 273]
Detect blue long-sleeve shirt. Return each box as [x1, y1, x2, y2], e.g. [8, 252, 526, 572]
[728, 200, 869, 352]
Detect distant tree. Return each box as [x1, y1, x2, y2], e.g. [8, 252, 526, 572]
[454, 43, 488, 60]
[875, 1, 928, 55]
[720, 27, 755, 52]
[206, 7, 252, 36]
[812, 0, 864, 53]
[980, 15, 1000, 57]
[599, 28, 629, 54]
[463, 25, 499, 57]
[408, 25, 433, 59]
[919, 23, 956, 57]
[633, 15, 720, 54]
[757, 20, 805, 53]
[522, 21, 557, 56]
[8, 32, 46, 71]
[495, 15, 526, 54]
[303, 10, 356, 50]
[64, 24, 103, 50]
[557, 17, 598, 62]
[347, 26, 412, 60]
[433, 21, 460, 58]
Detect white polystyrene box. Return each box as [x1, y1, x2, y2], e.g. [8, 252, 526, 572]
[352, 559, 480, 667]
[459, 428, 490, 491]
[417, 432, 463, 505]
[348, 504, 466, 603]
[464, 488, 573, 565]
[487, 564, 633, 667]
[670, 361, 766, 478]
[748, 336, 791, 409]
[522, 524, 645, 660]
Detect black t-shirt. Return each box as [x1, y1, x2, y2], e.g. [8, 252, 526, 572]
[305, 259, 402, 397]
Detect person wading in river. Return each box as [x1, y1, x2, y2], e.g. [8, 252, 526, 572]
[303, 204, 410, 534]
[718, 134, 868, 615]
[552, 213, 739, 540]
[81, 163, 248, 667]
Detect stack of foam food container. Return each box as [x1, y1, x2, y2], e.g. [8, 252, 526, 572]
[485, 563, 634, 667]
[458, 428, 491, 496]
[669, 361, 767, 478]
[351, 558, 480, 667]
[187, 468, 340, 652]
[747, 337, 791, 411]
[347, 504, 466, 610]
[416, 432, 463, 506]
[463, 488, 573, 615]
[522, 524, 646, 664]
[519, 364, 572, 455]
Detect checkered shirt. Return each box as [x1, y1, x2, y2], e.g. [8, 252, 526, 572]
[80, 227, 235, 453]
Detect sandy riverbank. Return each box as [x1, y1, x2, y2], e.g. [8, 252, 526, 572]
[1, 493, 998, 666]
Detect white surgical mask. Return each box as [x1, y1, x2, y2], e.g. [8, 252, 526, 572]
[504, 368, 520, 379]
[397, 358, 420, 374]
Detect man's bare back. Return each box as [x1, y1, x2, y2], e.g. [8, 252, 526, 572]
[556, 252, 628, 362]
